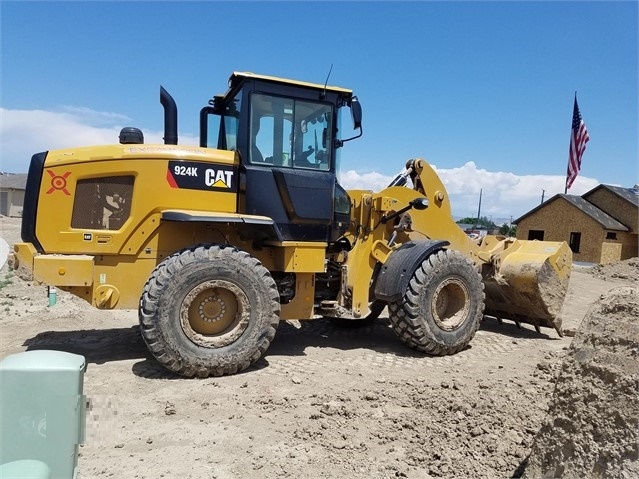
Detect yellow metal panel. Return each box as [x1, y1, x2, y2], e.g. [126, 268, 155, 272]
[59, 256, 160, 309]
[267, 241, 327, 273]
[36, 148, 239, 255]
[121, 213, 162, 255]
[371, 240, 393, 264]
[33, 254, 94, 286]
[375, 195, 398, 212]
[280, 273, 316, 320]
[45, 144, 236, 167]
[161, 210, 273, 222]
[231, 71, 353, 95]
[11, 242, 38, 280]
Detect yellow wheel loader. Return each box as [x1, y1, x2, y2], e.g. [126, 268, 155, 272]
[12, 72, 572, 378]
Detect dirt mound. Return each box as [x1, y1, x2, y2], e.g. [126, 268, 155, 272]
[523, 285, 639, 478]
[588, 257, 639, 283]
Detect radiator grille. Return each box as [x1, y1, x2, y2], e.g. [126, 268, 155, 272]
[71, 176, 134, 230]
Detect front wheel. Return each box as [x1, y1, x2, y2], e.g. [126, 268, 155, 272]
[139, 245, 280, 378]
[388, 249, 484, 355]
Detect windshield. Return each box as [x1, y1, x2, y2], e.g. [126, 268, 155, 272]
[250, 93, 333, 171]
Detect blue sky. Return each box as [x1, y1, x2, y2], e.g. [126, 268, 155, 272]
[1, 0, 637, 220]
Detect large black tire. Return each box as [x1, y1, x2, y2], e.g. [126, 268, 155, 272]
[388, 249, 484, 355]
[139, 245, 280, 378]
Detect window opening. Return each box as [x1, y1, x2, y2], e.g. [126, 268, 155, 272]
[569, 232, 581, 253]
[528, 230, 544, 241]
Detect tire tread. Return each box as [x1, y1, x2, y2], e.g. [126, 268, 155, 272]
[389, 249, 485, 356]
[138, 244, 280, 378]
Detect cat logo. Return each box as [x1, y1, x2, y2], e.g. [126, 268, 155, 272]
[167, 160, 237, 192]
[205, 169, 234, 189]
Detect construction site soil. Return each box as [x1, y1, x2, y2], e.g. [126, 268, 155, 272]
[1, 216, 637, 478]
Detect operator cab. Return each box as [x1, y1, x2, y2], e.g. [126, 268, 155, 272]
[200, 72, 362, 243]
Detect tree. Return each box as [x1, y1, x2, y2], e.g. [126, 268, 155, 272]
[498, 223, 517, 236]
[456, 216, 497, 229]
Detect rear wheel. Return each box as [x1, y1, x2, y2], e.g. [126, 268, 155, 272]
[388, 249, 484, 355]
[139, 245, 280, 377]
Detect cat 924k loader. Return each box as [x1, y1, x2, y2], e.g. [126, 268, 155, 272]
[12, 72, 572, 378]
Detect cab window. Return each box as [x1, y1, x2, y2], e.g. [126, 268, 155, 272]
[250, 93, 332, 171]
[205, 94, 241, 151]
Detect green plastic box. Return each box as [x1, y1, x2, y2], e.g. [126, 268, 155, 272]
[0, 459, 51, 478]
[0, 350, 86, 479]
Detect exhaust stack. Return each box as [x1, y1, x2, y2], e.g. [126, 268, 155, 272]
[160, 86, 178, 145]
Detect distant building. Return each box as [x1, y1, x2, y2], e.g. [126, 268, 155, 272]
[456, 223, 490, 239]
[0, 173, 27, 217]
[514, 184, 639, 264]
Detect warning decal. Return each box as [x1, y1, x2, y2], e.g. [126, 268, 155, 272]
[166, 161, 237, 192]
[46, 169, 71, 195]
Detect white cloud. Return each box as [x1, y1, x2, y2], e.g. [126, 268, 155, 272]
[340, 161, 601, 221]
[338, 169, 398, 191]
[59, 106, 132, 125]
[0, 108, 198, 172]
[1, 108, 602, 221]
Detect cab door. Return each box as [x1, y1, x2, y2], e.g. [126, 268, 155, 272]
[242, 92, 337, 242]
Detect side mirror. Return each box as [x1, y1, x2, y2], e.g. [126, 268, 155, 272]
[336, 96, 363, 148]
[351, 96, 362, 130]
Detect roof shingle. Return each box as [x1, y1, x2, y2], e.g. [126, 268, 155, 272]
[559, 194, 629, 231]
[583, 184, 639, 208]
[0, 173, 27, 190]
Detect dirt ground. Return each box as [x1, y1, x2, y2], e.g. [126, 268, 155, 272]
[1, 216, 636, 478]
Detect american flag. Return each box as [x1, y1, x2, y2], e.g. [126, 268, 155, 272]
[565, 95, 590, 191]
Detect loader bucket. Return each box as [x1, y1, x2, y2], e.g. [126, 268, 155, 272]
[480, 238, 572, 335]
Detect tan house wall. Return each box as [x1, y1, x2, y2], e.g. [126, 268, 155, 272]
[9, 189, 25, 217]
[619, 232, 638, 260]
[585, 189, 638, 231]
[516, 198, 604, 263]
[0, 188, 25, 217]
[600, 241, 622, 264]
[599, 231, 638, 264]
[582, 189, 637, 261]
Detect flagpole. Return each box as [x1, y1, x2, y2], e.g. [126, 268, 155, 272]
[565, 91, 577, 195]
[565, 91, 590, 195]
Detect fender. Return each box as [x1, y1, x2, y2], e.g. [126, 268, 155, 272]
[374, 239, 449, 303]
[161, 209, 283, 241]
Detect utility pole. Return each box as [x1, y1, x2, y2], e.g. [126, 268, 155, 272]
[474, 189, 482, 229]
